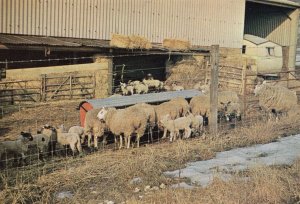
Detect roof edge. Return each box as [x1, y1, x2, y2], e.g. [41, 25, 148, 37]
[247, 0, 300, 8]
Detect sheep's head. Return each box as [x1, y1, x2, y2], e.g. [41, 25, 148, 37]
[20, 132, 33, 141]
[97, 107, 108, 121]
[254, 81, 266, 96]
[159, 114, 171, 126]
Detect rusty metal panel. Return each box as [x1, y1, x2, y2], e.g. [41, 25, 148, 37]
[1, 0, 246, 48]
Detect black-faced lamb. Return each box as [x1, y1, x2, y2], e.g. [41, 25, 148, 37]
[0, 132, 33, 167]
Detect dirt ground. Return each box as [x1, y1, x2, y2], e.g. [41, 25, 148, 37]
[0, 100, 81, 141]
[0, 102, 300, 203]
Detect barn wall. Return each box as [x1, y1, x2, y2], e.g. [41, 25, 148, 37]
[6, 59, 112, 98]
[244, 2, 299, 69]
[0, 0, 245, 48]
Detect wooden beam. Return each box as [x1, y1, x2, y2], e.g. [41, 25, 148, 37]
[209, 45, 219, 136]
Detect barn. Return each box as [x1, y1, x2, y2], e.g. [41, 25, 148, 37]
[0, 0, 299, 103]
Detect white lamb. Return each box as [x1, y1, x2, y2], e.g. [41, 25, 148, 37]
[68, 126, 85, 144]
[42, 126, 82, 155]
[142, 79, 164, 91]
[160, 115, 192, 142]
[134, 82, 149, 94]
[186, 113, 204, 134]
[171, 83, 184, 91]
[0, 132, 33, 166]
[120, 82, 134, 95]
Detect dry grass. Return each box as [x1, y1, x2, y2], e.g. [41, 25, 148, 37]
[129, 161, 300, 204]
[0, 100, 80, 140]
[0, 112, 300, 203]
[0, 100, 300, 203]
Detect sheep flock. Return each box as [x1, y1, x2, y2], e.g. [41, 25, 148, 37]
[0, 80, 297, 168]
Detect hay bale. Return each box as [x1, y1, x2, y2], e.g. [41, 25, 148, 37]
[110, 33, 130, 48]
[163, 39, 191, 51]
[128, 35, 152, 49]
[165, 59, 206, 89]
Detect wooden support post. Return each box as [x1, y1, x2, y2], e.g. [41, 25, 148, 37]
[242, 61, 247, 118]
[281, 46, 289, 85]
[209, 45, 219, 136]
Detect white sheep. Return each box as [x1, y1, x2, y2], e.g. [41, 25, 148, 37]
[186, 113, 204, 134]
[160, 115, 192, 142]
[128, 103, 156, 142]
[171, 83, 184, 91]
[68, 126, 85, 144]
[97, 107, 148, 149]
[142, 79, 164, 92]
[190, 91, 240, 119]
[254, 81, 298, 120]
[42, 126, 82, 155]
[134, 82, 149, 94]
[0, 132, 33, 166]
[120, 82, 134, 95]
[154, 101, 181, 139]
[84, 109, 107, 149]
[169, 97, 190, 117]
[40, 125, 58, 156]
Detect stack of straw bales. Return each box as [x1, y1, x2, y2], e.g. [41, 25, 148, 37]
[110, 34, 152, 49]
[165, 59, 206, 89]
[163, 39, 191, 51]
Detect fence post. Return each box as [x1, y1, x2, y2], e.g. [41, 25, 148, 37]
[69, 75, 73, 99]
[242, 60, 247, 118]
[209, 45, 219, 136]
[281, 46, 289, 86]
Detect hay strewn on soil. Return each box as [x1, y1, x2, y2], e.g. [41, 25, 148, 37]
[163, 39, 191, 51]
[165, 59, 206, 89]
[110, 34, 152, 49]
[1, 107, 300, 203]
[0, 101, 80, 141]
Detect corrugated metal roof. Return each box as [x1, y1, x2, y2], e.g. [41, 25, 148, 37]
[0, 35, 80, 47]
[81, 90, 202, 109]
[244, 34, 269, 45]
[248, 0, 300, 8]
[0, 0, 245, 49]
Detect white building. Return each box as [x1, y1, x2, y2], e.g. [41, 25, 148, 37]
[243, 34, 283, 74]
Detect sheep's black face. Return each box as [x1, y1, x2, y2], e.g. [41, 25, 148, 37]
[20, 132, 33, 141]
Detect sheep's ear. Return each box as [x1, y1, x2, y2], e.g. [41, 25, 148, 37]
[20, 131, 24, 135]
[227, 101, 231, 105]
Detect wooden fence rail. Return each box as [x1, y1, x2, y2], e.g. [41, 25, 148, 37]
[0, 74, 95, 105]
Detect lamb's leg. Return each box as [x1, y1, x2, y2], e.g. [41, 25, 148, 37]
[136, 135, 140, 148]
[87, 133, 92, 148]
[126, 136, 131, 149]
[76, 141, 82, 154]
[185, 127, 192, 139]
[162, 128, 167, 139]
[70, 143, 76, 156]
[169, 132, 174, 142]
[150, 127, 153, 143]
[102, 135, 107, 147]
[94, 135, 98, 149]
[119, 136, 123, 149]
